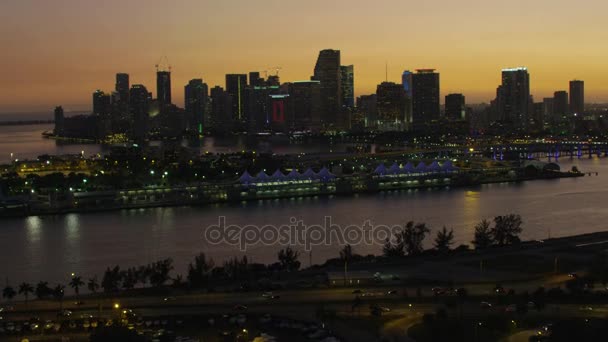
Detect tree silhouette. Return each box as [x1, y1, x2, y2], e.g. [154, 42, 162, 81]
[339, 245, 354, 286]
[187, 252, 215, 288]
[35, 281, 52, 300]
[434, 226, 455, 254]
[382, 233, 405, 257]
[492, 214, 523, 245]
[102, 266, 121, 293]
[69, 276, 84, 298]
[472, 219, 493, 249]
[18, 282, 33, 304]
[278, 247, 301, 272]
[404, 222, 430, 256]
[2, 286, 16, 302]
[52, 284, 65, 310]
[87, 276, 100, 294]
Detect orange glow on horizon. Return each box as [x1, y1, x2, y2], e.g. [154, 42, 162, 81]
[1, 0, 608, 112]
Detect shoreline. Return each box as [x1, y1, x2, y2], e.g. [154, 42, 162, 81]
[0, 171, 584, 219]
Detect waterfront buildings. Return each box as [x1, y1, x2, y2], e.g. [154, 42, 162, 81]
[494, 67, 530, 130]
[156, 70, 172, 107]
[312, 49, 342, 129]
[445, 93, 466, 121]
[92, 90, 111, 116]
[340, 65, 354, 109]
[289, 80, 322, 131]
[185, 79, 208, 134]
[569, 80, 585, 115]
[130, 84, 151, 141]
[115, 73, 130, 107]
[412, 69, 440, 130]
[225, 74, 248, 126]
[553, 90, 569, 117]
[376, 82, 407, 131]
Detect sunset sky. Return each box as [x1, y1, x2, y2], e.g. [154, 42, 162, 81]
[1, 0, 607, 113]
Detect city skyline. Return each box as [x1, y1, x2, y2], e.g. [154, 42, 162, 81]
[2, 0, 608, 112]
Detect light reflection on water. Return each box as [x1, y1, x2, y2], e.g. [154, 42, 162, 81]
[3, 158, 604, 286]
[1, 125, 608, 286]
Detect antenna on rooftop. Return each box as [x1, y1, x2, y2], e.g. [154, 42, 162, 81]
[385, 61, 388, 82]
[155, 56, 172, 72]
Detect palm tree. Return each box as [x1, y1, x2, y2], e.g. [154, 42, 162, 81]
[87, 276, 100, 294]
[69, 276, 84, 298]
[18, 282, 34, 304]
[35, 281, 51, 300]
[2, 286, 16, 302]
[339, 245, 353, 286]
[52, 284, 65, 311]
[434, 226, 455, 254]
[87, 276, 101, 318]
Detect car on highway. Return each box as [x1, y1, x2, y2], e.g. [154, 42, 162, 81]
[480, 302, 493, 309]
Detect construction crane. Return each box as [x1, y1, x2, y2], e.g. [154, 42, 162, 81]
[155, 56, 172, 72]
[268, 66, 282, 76]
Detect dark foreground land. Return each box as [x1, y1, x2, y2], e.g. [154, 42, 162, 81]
[2, 232, 608, 341]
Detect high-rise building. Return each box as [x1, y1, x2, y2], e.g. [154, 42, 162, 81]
[569, 80, 584, 115]
[249, 72, 262, 87]
[210, 86, 233, 132]
[533, 102, 545, 130]
[412, 69, 440, 130]
[401, 70, 414, 129]
[92, 90, 111, 115]
[445, 94, 466, 121]
[115, 73, 130, 106]
[376, 82, 407, 131]
[312, 49, 342, 127]
[340, 65, 354, 109]
[54, 106, 65, 136]
[185, 79, 208, 134]
[542, 97, 554, 125]
[496, 67, 530, 129]
[357, 94, 377, 129]
[289, 80, 322, 131]
[553, 91, 569, 117]
[156, 70, 172, 107]
[130, 84, 151, 140]
[225, 74, 248, 124]
[267, 75, 280, 87]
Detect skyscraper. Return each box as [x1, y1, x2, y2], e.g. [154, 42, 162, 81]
[130, 84, 151, 141]
[340, 65, 354, 109]
[357, 94, 377, 129]
[225, 74, 248, 124]
[185, 79, 208, 134]
[376, 82, 407, 131]
[496, 67, 530, 129]
[401, 70, 414, 129]
[289, 80, 322, 131]
[249, 72, 262, 87]
[569, 80, 584, 115]
[156, 70, 172, 107]
[445, 94, 466, 121]
[210, 86, 233, 132]
[92, 90, 111, 115]
[312, 49, 342, 127]
[54, 106, 65, 136]
[553, 91, 569, 117]
[412, 69, 440, 130]
[115, 73, 130, 106]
